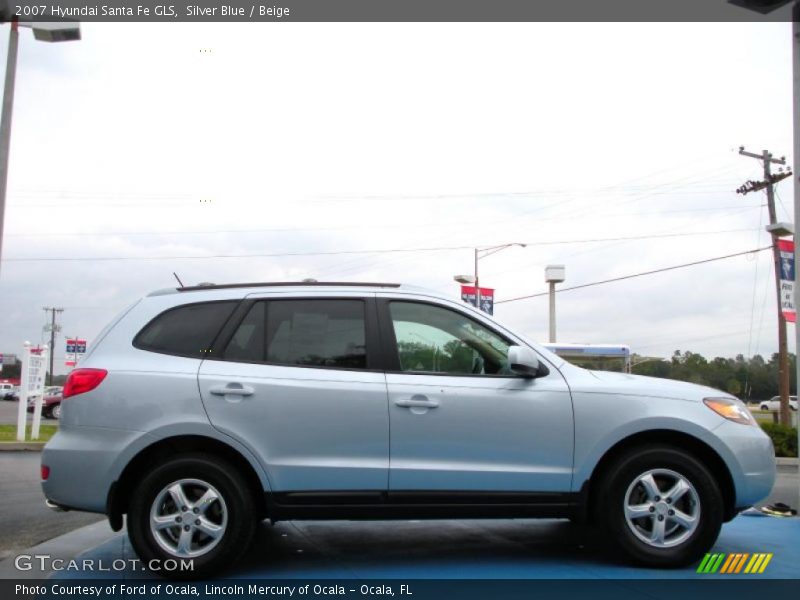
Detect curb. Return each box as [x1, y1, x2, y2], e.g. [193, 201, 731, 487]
[776, 457, 799, 466]
[0, 442, 45, 451]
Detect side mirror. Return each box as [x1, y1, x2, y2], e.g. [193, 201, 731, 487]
[508, 345, 549, 378]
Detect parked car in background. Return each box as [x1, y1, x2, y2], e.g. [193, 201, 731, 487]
[28, 392, 63, 419]
[1, 383, 16, 400]
[759, 396, 798, 411]
[41, 282, 776, 577]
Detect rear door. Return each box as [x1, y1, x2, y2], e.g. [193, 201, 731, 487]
[198, 293, 389, 492]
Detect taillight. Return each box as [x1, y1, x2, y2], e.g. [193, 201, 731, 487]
[41, 465, 50, 480]
[63, 368, 108, 399]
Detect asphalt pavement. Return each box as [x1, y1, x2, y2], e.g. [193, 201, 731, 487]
[0, 452, 103, 562]
[0, 399, 48, 426]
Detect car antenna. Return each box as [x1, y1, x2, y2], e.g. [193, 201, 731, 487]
[173, 272, 185, 288]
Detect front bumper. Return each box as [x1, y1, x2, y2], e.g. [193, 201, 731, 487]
[713, 419, 776, 508]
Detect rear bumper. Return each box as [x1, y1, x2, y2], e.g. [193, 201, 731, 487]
[41, 426, 147, 514]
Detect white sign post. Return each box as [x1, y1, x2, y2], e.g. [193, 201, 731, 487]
[17, 342, 48, 442]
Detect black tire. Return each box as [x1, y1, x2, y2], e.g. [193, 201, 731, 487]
[42, 407, 53, 420]
[50, 404, 61, 419]
[128, 454, 257, 579]
[596, 445, 723, 568]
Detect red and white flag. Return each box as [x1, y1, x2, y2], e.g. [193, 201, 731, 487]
[778, 239, 796, 323]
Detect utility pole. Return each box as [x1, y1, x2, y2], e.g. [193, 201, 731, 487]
[738, 147, 793, 426]
[42, 307, 63, 386]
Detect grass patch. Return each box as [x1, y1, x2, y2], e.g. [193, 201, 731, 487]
[0, 424, 58, 442]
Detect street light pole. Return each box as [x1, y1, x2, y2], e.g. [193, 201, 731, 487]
[0, 16, 80, 281]
[455, 243, 527, 313]
[474, 247, 481, 314]
[0, 18, 19, 280]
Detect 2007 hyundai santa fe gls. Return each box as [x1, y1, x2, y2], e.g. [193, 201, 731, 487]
[41, 282, 775, 577]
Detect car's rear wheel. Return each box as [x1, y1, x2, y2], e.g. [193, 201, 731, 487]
[597, 445, 723, 567]
[127, 454, 257, 578]
[50, 404, 61, 419]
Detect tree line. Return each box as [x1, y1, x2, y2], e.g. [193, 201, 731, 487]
[572, 351, 796, 401]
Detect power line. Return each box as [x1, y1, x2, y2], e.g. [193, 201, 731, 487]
[496, 247, 772, 305]
[4, 208, 761, 238]
[0, 228, 761, 263]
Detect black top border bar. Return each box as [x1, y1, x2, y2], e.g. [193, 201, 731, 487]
[2, 0, 798, 23]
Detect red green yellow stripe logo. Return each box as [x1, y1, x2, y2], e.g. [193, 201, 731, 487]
[697, 553, 773, 574]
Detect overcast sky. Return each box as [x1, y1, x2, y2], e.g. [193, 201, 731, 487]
[0, 22, 794, 374]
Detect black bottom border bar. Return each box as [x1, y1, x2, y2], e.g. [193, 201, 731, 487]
[6, 579, 800, 600]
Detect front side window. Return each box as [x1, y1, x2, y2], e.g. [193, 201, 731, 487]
[389, 301, 511, 375]
[134, 301, 238, 358]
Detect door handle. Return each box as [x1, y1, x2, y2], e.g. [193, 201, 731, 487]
[394, 397, 439, 409]
[209, 383, 255, 397]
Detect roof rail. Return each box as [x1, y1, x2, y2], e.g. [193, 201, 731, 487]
[177, 281, 402, 292]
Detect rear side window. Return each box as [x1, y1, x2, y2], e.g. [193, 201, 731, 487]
[268, 300, 366, 369]
[134, 301, 238, 358]
[222, 299, 367, 369]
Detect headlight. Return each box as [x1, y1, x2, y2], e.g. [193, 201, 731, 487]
[703, 397, 757, 426]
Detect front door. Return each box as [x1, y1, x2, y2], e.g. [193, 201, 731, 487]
[381, 298, 574, 493]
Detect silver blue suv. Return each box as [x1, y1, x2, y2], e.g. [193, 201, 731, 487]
[41, 282, 775, 577]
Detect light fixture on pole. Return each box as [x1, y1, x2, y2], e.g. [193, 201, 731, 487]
[766, 222, 794, 237]
[545, 265, 566, 343]
[0, 10, 80, 280]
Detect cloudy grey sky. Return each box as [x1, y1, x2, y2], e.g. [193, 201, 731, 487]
[0, 22, 793, 374]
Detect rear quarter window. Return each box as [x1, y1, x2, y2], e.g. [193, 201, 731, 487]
[133, 301, 238, 358]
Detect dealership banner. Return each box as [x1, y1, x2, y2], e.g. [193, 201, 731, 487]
[65, 338, 87, 367]
[778, 239, 795, 323]
[461, 286, 495, 315]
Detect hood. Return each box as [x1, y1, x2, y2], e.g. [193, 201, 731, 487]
[581, 370, 732, 402]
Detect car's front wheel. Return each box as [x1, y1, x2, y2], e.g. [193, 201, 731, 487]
[597, 445, 723, 567]
[127, 454, 257, 578]
[50, 404, 61, 419]
[760, 403, 769, 411]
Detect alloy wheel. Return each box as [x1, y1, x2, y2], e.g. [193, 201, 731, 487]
[623, 468, 701, 548]
[149, 478, 228, 558]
